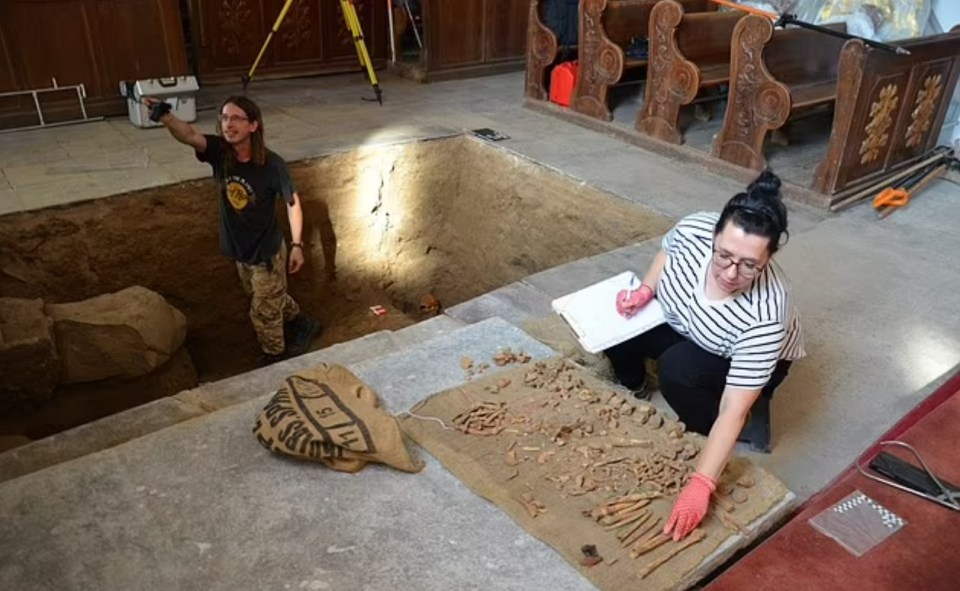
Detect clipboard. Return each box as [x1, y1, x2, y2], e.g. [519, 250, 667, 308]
[551, 271, 666, 354]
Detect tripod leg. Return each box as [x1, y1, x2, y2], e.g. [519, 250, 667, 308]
[340, 0, 366, 73]
[341, 0, 382, 104]
[244, 0, 298, 89]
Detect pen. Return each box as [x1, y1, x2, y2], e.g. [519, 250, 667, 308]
[626, 274, 641, 299]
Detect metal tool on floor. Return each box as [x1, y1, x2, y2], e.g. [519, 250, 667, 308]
[873, 160, 950, 219]
[857, 441, 960, 512]
[242, 0, 382, 105]
[0, 78, 103, 134]
[830, 146, 954, 212]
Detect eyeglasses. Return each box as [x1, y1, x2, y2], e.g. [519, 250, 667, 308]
[219, 114, 249, 124]
[712, 248, 764, 278]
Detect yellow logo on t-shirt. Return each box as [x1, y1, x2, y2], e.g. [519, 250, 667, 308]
[226, 180, 250, 210]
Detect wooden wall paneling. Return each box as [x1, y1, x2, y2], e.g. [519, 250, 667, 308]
[371, 0, 389, 59]
[207, 0, 266, 72]
[331, 0, 387, 61]
[267, 0, 322, 66]
[484, 0, 528, 62]
[190, 0, 386, 84]
[425, 0, 486, 70]
[352, 0, 387, 60]
[324, 0, 354, 61]
[2, 0, 106, 121]
[93, 0, 189, 88]
[0, 0, 187, 126]
[0, 13, 19, 91]
[0, 11, 25, 114]
[3, 0, 102, 93]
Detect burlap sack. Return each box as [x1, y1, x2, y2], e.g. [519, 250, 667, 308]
[253, 363, 423, 473]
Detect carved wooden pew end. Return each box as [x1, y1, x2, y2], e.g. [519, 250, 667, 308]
[713, 16, 846, 171]
[635, 0, 745, 144]
[526, 0, 576, 102]
[572, 0, 715, 121]
[813, 24, 960, 196]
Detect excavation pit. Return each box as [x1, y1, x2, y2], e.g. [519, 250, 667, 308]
[0, 134, 672, 440]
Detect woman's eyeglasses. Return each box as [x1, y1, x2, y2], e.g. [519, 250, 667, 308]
[712, 248, 763, 278]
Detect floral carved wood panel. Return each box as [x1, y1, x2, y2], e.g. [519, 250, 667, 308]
[859, 83, 899, 165]
[219, 0, 255, 58]
[905, 73, 944, 148]
[336, 0, 366, 48]
[277, 0, 314, 51]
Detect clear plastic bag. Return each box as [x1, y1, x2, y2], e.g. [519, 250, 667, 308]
[732, 1, 932, 41]
[806, 0, 932, 41]
[808, 490, 906, 557]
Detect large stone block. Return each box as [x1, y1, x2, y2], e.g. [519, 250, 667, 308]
[0, 297, 60, 408]
[46, 286, 187, 384]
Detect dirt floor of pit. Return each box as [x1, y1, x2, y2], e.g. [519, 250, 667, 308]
[0, 136, 671, 441]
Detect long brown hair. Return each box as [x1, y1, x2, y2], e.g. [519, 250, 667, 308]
[216, 95, 267, 170]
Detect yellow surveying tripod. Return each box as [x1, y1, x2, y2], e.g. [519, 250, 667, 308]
[242, 0, 383, 105]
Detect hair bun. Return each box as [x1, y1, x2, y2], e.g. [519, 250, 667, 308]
[746, 170, 782, 200]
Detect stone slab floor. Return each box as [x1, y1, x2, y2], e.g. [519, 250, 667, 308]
[1, 70, 959, 589]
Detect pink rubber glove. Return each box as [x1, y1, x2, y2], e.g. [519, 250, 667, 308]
[615, 284, 654, 318]
[663, 472, 716, 541]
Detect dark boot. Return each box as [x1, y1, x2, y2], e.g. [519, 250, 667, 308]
[261, 349, 289, 366]
[285, 314, 322, 357]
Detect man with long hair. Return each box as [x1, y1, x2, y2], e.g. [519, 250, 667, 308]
[147, 95, 320, 364]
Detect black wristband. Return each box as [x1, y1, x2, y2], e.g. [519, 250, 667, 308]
[148, 101, 173, 122]
[290, 242, 303, 250]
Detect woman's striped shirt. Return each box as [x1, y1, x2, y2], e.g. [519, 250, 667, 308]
[656, 212, 805, 390]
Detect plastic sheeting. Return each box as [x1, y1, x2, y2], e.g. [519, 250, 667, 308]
[733, 1, 932, 41]
[812, 0, 932, 40]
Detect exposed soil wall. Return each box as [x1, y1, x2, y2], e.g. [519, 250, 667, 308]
[0, 135, 671, 438]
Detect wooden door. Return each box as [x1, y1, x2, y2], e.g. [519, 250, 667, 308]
[484, 0, 527, 62]
[424, 0, 486, 70]
[421, 0, 528, 75]
[189, 0, 387, 84]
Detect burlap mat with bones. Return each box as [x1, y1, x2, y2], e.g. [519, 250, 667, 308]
[400, 356, 790, 590]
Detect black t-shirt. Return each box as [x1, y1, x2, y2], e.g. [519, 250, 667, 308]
[196, 134, 296, 265]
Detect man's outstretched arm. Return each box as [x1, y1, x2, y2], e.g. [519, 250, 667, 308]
[144, 98, 207, 152]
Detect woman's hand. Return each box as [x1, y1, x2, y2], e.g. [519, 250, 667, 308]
[616, 284, 654, 318]
[663, 472, 716, 541]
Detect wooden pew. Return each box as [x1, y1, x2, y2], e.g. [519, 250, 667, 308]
[635, 0, 746, 144]
[572, 0, 715, 121]
[813, 25, 960, 196]
[712, 15, 848, 171]
[526, 0, 575, 101]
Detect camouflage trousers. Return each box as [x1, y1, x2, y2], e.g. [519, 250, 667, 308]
[236, 243, 301, 355]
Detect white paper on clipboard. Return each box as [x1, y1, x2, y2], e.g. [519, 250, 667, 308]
[551, 271, 666, 354]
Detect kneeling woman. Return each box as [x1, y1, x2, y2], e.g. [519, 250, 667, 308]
[606, 171, 804, 541]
